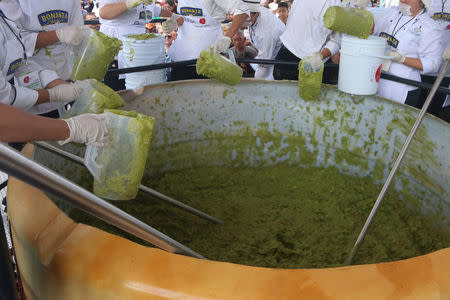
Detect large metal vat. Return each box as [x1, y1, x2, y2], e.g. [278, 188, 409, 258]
[10, 79, 449, 299]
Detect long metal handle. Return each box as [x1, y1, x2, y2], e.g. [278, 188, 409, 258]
[0, 143, 204, 259]
[345, 59, 450, 265]
[35, 142, 222, 224]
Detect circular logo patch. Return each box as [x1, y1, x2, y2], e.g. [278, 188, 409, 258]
[24, 76, 30, 84]
[199, 18, 206, 24]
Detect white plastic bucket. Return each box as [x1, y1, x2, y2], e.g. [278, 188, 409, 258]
[122, 34, 166, 90]
[338, 35, 389, 95]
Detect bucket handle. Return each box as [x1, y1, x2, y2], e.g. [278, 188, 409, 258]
[84, 145, 103, 180]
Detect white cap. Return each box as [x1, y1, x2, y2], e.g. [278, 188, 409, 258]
[243, 0, 261, 12]
[421, 0, 431, 10]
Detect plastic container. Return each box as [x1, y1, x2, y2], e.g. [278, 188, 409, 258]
[196, 48, 242, 86]
[338, 35, 390, 95]
[71, 29, 122, 81]
[298, 54, 324, 100]
[323, 6, 374, 39]
[121, 33, 166, 90]
[84, 109, 155, 200]
[60, 80, 125, 118]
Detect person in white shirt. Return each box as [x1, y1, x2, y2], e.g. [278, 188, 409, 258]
[0, 0, 87, 81]
[99, 0, 182, 90]
[374, 0, 443, 105]
[272, 0, 342, 80]
[245, 1, 285, 80]
[0, 9, 89, 117]
[167, 0, 249, 80]
[422, 0, 450, 120]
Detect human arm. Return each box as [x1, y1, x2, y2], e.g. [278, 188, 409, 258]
[0, 103, 69, 142]
[0, 103, 108, 146]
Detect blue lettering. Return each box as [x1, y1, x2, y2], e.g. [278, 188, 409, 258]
[37, 10, 69, 26]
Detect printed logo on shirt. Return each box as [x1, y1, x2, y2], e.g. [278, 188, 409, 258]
[37, 10, 69, 26]
[180, 7, 203, 16]
[432, 12, 450, 21]
[379, 32, 399, 49]
[7, 58, 22, 76]
[138, 10, 153, 20]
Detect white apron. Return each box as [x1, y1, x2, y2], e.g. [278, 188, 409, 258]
[0, 0, 83, 80]
[167, 0, 223, 61]
[0, 13, 62, 114]
[99, 2, 161, 77]
[375, 9, 443, 103]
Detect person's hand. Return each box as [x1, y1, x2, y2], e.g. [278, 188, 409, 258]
[60, 113, 109, 146]
[443, 47, 450, 60]
[351, 0, 370, 9]
[48, 79, 92, 103]
[126, 0, 153, 9]
[390, 50, 406, 63]
[55, 25, 88, 46]
[162, 19, 178, 36]
[211, 36, 232, 54]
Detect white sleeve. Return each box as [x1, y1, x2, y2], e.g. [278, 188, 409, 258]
[150, 4, 162, 18]
[202, 0, 249, 19]
[71, 0, 85, 26]
[324, 32, 341, 56]
[0, 1, 37, 56]
[0, 74, 39, 111]
[419, 20, 444, 74]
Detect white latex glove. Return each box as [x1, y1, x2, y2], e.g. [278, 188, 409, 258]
[59, 113, 108, 146]
[162, 19, 178, 36]
[211, 36, 232, 54]
[254, 65, 271, 79]
[55, 25, 88, 46]
[303, 52, 323, 73]
[48, 80, 92, 103]
[352, 0, 370, 9]
[443, 47, 450, 60]
[125, 0, 153, 9]
[390, 50, 406, 63]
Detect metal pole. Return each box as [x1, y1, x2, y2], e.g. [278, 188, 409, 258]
[35, 142, 222, 224]
[0, 143, 204, 259]
[345, 60, 450, 265]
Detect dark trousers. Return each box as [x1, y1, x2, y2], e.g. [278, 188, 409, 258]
[273, 44, 300, 80]
[103, 60, 125, 91]
[273, 43, 339, 85]
[0, 219, 18, 300]
[170, 65, 206, 81]
[419, 75, 450, 119]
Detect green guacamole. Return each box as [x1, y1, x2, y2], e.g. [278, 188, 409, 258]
[92, 110, 155, 200]
[298, 60, 324, 100]
[196, 48, 243, 86]
[71, 30, 122, 81]
[70, 164, 449, 268]
[127, 33, 158, 40]
[323, 6, 374, 39]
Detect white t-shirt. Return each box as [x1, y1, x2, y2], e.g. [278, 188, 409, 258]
[0, 0, 83, 80]
[249, 7, 285, 79]
[279, 0, 341, 59]
[99, 0, 161, 38]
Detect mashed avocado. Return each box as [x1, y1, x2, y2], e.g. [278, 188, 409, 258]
[196, 48, 243, 86]
[71, 30, 122, 81]
[323, 6, 374, 39]
[92, 110, 155, 200]
[298, 58, 324, 100]
[70, 164, 449, 268]
[127, 33, 158, 40]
